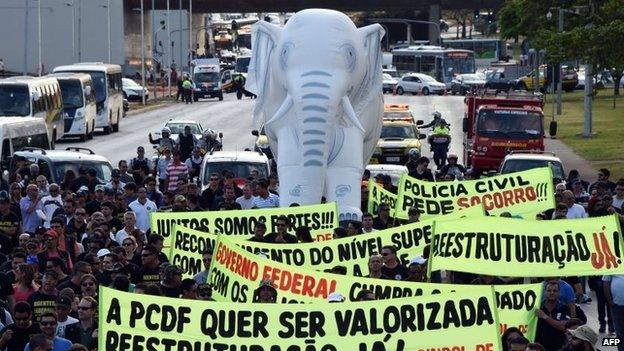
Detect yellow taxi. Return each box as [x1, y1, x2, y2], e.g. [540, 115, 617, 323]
[370, 119, 425, 165]
[382, 103, 415, 123]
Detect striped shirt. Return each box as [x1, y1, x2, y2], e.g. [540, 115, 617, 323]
[165, 162, 188, 192]
[251, 193, 279, 208]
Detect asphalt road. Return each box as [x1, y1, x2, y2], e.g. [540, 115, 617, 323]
[60, 92, 466, 166]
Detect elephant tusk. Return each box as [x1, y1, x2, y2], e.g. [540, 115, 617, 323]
[341, 95, 365, 134]
[265, 95, 293, 127]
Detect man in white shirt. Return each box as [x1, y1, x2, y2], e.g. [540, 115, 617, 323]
[115, 211, 139, 244]
[562, 190, 587, 219]
[236, 183, 257, 210]
[251, 179, 279, 209]
[41, 183, 63, 228]
[360, 213, 377, 233]
[128, 186, 157, 233]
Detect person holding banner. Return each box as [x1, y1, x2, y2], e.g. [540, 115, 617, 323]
[192, 249, 213, 285]
[535, 281, 570, 351]
[380, 245, 408, 281]
[407, 156, 434, 181]
[373, 204, 392, 230]
[262, 216, 298, 243]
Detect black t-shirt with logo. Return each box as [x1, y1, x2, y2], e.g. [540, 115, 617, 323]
[27, 290, 58, 322]
[0, 323, 41, 351]
[0, 211, 19, 247]
[380, 264, 409, 281]
[133, 265, 161, 285]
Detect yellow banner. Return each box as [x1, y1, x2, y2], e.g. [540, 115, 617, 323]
[150, 202, 338, 241]
[495, 283, 543, 341]
[99, 286, 502, 351]
[367, 181, 398, 217]
[429, 215, 624, 277]
[396, 167, 555, 219]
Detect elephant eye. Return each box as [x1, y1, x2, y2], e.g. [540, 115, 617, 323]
[280, 42, 295, 70]
[341, 44, 357, 72]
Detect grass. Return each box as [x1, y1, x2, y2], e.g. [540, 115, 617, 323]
[128, 96, 176, 111]
[544, 90, 624, 180]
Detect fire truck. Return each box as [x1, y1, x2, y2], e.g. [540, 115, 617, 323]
[462, 90, 553, 174]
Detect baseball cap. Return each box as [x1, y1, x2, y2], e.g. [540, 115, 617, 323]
[96, 248, 111, 258]
[174, 195, 186, 203]
[55, 295, 72, 309]
[568, 326, 598, 348]
[409, 256, 427, 266]
[45, 229, 59, 239]
[327, 292, 345, 302]
[373, 173, 384, 180]
[95, 185, 105, 192]
[77, 186, 89, 195]
[111, 169, 121, 177]
[137, 146, 145, 152]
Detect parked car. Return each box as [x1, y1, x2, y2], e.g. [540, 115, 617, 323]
[382, 73, 398, 93]
[158, 119, 203, 144]
[484, 70, 515, 91]
[395, 73, 446, 96]
[122, 78, 148, 102]
[499, 152, 565, 182]
[450, 73, 486, 95]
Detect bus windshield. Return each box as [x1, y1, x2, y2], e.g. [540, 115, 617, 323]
[0, 85, 30, 116]
[235, 57, 250, 73]
[58, 80, 84, 109]
[52, 160, 113, 183]
[194, 72, 220, 83]
[87, 71, 107, 103]
[477, 110, 543, 139]
[444, 56, 475, 79]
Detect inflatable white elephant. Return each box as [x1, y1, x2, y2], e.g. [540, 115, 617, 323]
[247, 9, 384, 222]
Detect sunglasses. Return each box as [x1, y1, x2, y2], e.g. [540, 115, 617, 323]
[82, 282, 95, 287]
[381, 252, 390, 256]
[40, 321, 57, 326]
[15, 316, 30, 321]
[77, 306, 92, 311]
[277, 223, 287, 227]
[122, 242, 134, 246]
[141, 253, 153, 257]
[203, 258, 212, 263]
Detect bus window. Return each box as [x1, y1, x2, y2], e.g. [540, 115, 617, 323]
[420, 56, 436, 75]
[85, 84, 95, 104]
[0, 85, 30, 116]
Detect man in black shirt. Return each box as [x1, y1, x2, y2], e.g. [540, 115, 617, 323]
[0, 192, 19, 250]
[535, 281, 570, 351]
[133, 245, 162, 285]
[58, 261, 92, 296]
[248, 222, 267, 242]
[85, 185, 106, 215]
[0, 301, 42, 351]
[380, 245, 408, 281]
[159, 265, 183, 297]
[262, 216, 298, 243]
[27, 270, 58, 322]
[372, 204, 392, 230]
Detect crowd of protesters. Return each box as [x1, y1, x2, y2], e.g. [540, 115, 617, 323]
[0, 143, 622, 351]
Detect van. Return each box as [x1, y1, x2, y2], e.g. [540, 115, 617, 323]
[191, 59, 223, 101]
[0, 76, 65, 144]
[199, 151, 270, 192]
[49, 73, 97, 141]
[0, 117, 51, 169]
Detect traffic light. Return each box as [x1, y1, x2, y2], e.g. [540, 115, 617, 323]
[231, 20, 238, 30]
[474, 10, 480, 19]
[487, 14, 495, 24]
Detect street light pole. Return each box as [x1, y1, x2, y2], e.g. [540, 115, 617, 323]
[189, 0, 193, 60]
[152, 0, 157, 99]
[140, 2, 146, 105]
[77, 0, 82, 62]
[64, 1, 75, 60]
[37, 0, 42, 76]
[167, 0, 171, 97]
[556, 8, 563, 115]
[101, 2, 111, 63]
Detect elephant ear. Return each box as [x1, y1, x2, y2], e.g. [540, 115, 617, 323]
[351, 24, 385, 111]
[248, 21, 281, 126]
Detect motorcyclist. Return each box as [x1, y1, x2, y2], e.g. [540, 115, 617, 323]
[149, 127, 176, 153]
[178, 125, 198, 161]
[429, 119, 451, 169]
[438, 153, 466, 180]
[197, 129, 222, 154]
[419, 111, 445, 129]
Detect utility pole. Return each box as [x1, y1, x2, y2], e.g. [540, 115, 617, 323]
[152, 0, 157, 99]
[556, 9, 563, 114]
[167, 0, 171, 97]
[78, 0, 82, 61]
[583, 64, 592, 137]
[38, 0, 42, 76]
[140, 0, 146, 105]
[189, 0, 193, 61]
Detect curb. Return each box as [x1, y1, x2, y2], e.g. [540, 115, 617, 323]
[126, 101, 174, 116]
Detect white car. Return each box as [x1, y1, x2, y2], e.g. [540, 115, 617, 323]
[366, 164, 408, 186]
[499, 152, 565, 181]
[122, 78, 148, 102]
[395, 73, 446, 96]
[382, 73, 398, 93]
[199, 151, 270, 192]
[161, 120, 203, 144]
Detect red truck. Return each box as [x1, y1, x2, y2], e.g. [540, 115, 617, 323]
[462, 90, 552, 174]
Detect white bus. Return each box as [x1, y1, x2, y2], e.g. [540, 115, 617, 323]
[50, 73, 97, 142]
[53, 63, 123, 134]
[0, 117, 51, 165]
[0, 76, 65, 145]
[392, 45, 476, 87]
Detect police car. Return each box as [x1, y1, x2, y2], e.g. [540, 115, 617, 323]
[370, 120, 425, 165]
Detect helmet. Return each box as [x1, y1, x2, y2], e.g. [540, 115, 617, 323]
[432, 111, 442, 119]
[203, 129, 217, 139]
[162, 127, 171, 135]
[408, 148, 420, 158]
